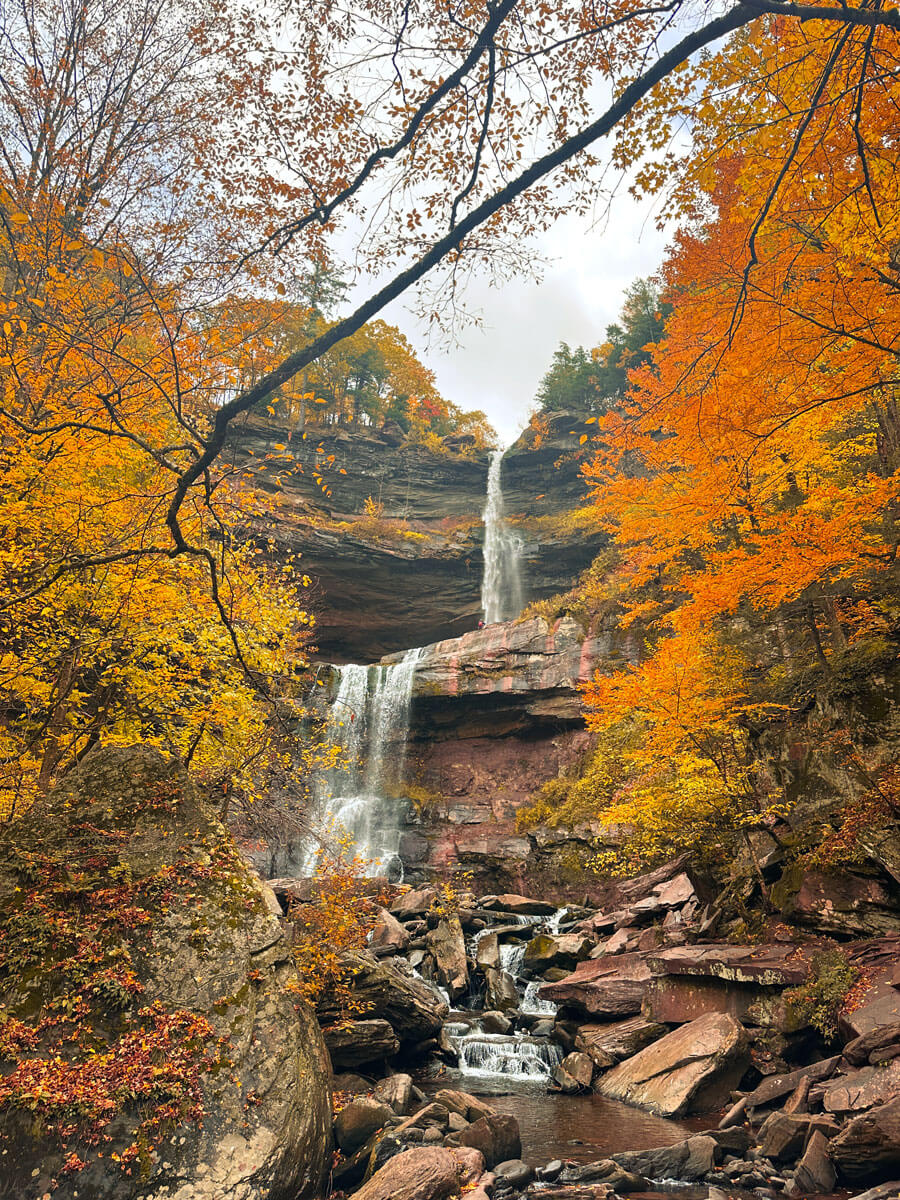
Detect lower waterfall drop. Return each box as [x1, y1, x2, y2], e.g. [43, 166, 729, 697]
[303, 648, 421, 878]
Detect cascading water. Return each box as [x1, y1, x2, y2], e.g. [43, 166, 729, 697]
[500, 941, 527, 977]
[457, 1033, 563, 1081]
[303, 648, 421, 878]
[521, 980, 558, 1017]
[480, 448, 524, 624]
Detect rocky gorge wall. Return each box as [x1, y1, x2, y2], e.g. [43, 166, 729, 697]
[398, 615, 635, 890]
[229, 410, 605, 660]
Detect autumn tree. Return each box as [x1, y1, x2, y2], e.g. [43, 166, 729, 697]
[573, 11, 900, 865]
[2, 0, 899, 815]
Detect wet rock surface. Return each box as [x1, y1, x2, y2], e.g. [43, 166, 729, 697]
[231, 412, 603, 661]
[302, 864, 900, 1200]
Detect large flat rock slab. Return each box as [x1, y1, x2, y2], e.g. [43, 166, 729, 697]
[540, 953, 654, 1019]
[649, 943, 810, 986]
[595, 1012, 751, 1117]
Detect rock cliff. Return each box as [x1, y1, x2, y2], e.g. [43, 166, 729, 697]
[229, 411, 604, 660]
[393, 615, 637, 889]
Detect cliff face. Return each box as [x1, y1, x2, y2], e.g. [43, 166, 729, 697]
[396, 615, 637, 890]
[231, 411, 604, 661]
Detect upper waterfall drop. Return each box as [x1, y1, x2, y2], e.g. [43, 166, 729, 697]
[480, 448, 524, 624]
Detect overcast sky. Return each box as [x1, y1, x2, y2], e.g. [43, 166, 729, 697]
[362, 187, 671, 446]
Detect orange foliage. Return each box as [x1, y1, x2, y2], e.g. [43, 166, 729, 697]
[578, 16, 900, 861]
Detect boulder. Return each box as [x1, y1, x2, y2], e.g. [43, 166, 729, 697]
[476, 931, 500, 970]
[451, 1146, 485, 1186]
[595, 1012, 751, 1117]
[611, 1135, 720, 1182]
[481, 1010, 512, 1034]
[427, 916, 469, 999]
[557, 1158, 648, 1192]
[744, 1056, 840, 1109]
[353, 1147, 462, 1200]
[371, 908, 411, 953]
[324, 1019, 400, 1069]
[758, 1112, 811, 1162]
[794, 1130, 837, 1194]
[831, 1096, 900, 1183]
[844, 1022, 900, 1067]
[0, 746, 332, 1200]
[390, 886, 437, 918]
[575, 1017, 666, 1068]
[774, 868, 900, 937]
[525, 933, 594, 970]
[554, 1051, 595, 1092]
[479, 893, 559, 915]
[374, 1073, 413, 1115]
[318, 950, 448, 1040]
[458, 1113, 522, 1168]
[824, 1060, 900, 1113]
[495, 1159, 536, 1188]
[335, 1098, 394, 1154]
[644, 942, 810, 1026]
[484, 966, 520, 1012]
[433, 1088, 496, 1122]
[540, 953, 654, 1019]
[839, 939, 900, 1039]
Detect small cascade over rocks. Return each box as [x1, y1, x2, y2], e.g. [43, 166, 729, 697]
[521, 979, 558, 1017]
[303, 648, 421, 877]
[457, 1031, 563, 1081]
[435, 904, 569, 1084]
[481, 447, 524, 623]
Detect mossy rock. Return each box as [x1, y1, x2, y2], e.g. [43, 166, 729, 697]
[0, 745, 332, 1200]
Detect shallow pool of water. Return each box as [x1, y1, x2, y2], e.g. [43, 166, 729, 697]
[419, 1070, 710, 1164]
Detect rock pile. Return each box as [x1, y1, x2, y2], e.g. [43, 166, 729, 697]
[276, 854, 900, 1200]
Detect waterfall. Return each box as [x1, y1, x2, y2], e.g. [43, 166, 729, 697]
[500, 941, 527, 978]
[457, 1032, 563, 1081]
[480, 448, 524, 624]
[522, 979, 558, 1017]
[303, 648, 421, 878]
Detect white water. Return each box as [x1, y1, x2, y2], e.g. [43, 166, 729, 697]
[303, 648, 421, 877]
[458, 1032, 562, 1081]
[522, 979, 558, 1017]
[500, 941, 527, 977]
[480, 449, 524, 624]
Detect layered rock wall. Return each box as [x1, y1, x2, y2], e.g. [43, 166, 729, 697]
[394, 616, 638, 889]
[230, 412, 604, 660]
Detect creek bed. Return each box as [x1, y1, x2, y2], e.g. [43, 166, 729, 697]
[416, 1072, 847, 1200]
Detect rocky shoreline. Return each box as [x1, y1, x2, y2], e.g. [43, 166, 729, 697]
[273, 858, 900, 1200]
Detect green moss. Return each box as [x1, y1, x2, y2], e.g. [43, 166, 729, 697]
[782, 949, 858, 1039]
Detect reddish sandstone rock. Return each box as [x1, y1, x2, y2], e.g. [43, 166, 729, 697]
[824, 1060, 900, 1114]
[370, 907, 410, 954]
[839, 939, 900, 1039]
[426, 916, 469, 999]
[744, 1057, 841, 1109]
[831, 1096, 900, 1183]
[578, 1017, 667, 1068]
[352, 1147, 463, 1200]
[540, 953, 654, 1019]
[457, 1114, 522, 1168]
[479, 893, 559, 916]
[595, 1012, 750, 1117]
